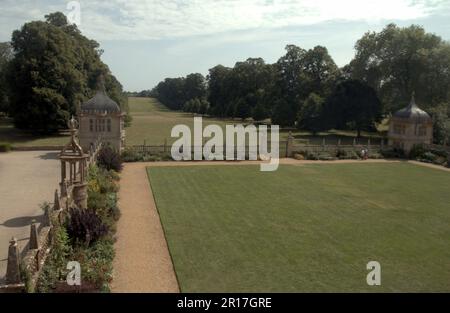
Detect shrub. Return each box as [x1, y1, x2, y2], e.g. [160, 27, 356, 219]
[66, 207, 109, 246]
[293, 153, 304, 160]
[336, 149, 359, 160]
[0, 142, 11, 152]
[335, 149, 347, 159]
[97, 145, 123, 172]
[71, 238, 115, 291]
[420, 152, 437, 163]
[429, 148, 448, 159]
[318, 153, 336, 161]
[36, 225, 72, 292]
[409, 144, 426, 159]
[122, 148, 173, 162]
[121, 148, 143, 162]
[368, 152, 383, 159]
[381, 147, 405, 159]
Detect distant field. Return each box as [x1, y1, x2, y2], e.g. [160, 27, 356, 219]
[126, 97, 382, 146]
[148, 163, 450, 292]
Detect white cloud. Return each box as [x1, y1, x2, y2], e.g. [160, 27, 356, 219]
[0, 0, 446, 41]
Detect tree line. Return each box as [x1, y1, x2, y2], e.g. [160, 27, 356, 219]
[149, 24, 450, 141]
[0, 12, 129, 133]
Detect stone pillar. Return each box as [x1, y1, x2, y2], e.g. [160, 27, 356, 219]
[53, 189, 60, 211]
[286, 131, 294, 158]
[6, 237, 21, 284]
[29, 220, 39, 250]
[60, 180, 67, 198]
[72, 183, 88, 209]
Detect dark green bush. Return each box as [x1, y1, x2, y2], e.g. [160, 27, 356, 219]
[66, 207, 109, 246]
[336, 149, 359, 160]
[368, 152, 383, 159]
[122, 148, 173, 162]
[97, 145, 123, 172]
[420, 152, 437, 163]
[318, 153, 336, 161]
[0, 142, 11, 152]
[121, 148, 143, 162]
[381, 147, 405, 158]
[409, 144, 426, 159]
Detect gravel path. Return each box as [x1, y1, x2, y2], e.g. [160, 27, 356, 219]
[111, 162, 179, 292]
[0, 151, 60, 283]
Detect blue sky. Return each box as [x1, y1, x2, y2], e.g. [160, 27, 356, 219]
[1, 0, 450, 91]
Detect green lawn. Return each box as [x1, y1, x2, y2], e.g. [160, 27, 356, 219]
[147, 163, 450, 292]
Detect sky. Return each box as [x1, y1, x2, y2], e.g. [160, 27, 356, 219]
[1, 0, 450, 91]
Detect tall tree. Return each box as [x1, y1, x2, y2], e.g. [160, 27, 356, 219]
[348, 23, 450, 112]
[324, 80, 382, 137]
[184, 73, 207, 101]
[0, 42, 13, 114]
[272, 45, 340, 126]
[207, 65, 233, 117]
[7, 12, 126, 132]
[296, 93, 325, 135]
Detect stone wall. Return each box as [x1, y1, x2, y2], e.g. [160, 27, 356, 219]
[0, 137, 102, 293]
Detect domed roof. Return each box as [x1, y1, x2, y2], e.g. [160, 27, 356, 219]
[81, 76, 120, 113]
[393, 93, 431, 122]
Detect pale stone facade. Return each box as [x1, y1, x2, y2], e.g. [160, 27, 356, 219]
[388, 94, 433, 153]
[78, 81, 125, 152]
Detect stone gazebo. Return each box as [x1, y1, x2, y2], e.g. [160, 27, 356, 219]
[78, 76, 125, 152]
[388, 93, 433, 153]
[59, 117, 89, 210]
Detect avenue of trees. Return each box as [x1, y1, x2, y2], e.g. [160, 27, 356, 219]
[0, 12, 129, 133]
[150, 24, 450, 140]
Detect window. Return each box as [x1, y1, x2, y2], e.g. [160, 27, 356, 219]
[89, 119, 94, 132]
[418, 125, 427, 136]
[107, 119, 111, 132]
[394, 124, 405, 135]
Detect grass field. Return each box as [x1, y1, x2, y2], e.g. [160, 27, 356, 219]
[148, 163, 450, 292]
[126, 97, 382, 146]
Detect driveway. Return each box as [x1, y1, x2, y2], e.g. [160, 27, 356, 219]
[0, 151, 60, 283]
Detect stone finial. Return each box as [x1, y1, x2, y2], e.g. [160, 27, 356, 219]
[67, 115, 79, 132]
[29, 220, 39, 250]
[6, 237, 21, 284]
[44, 203, 52, 227]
